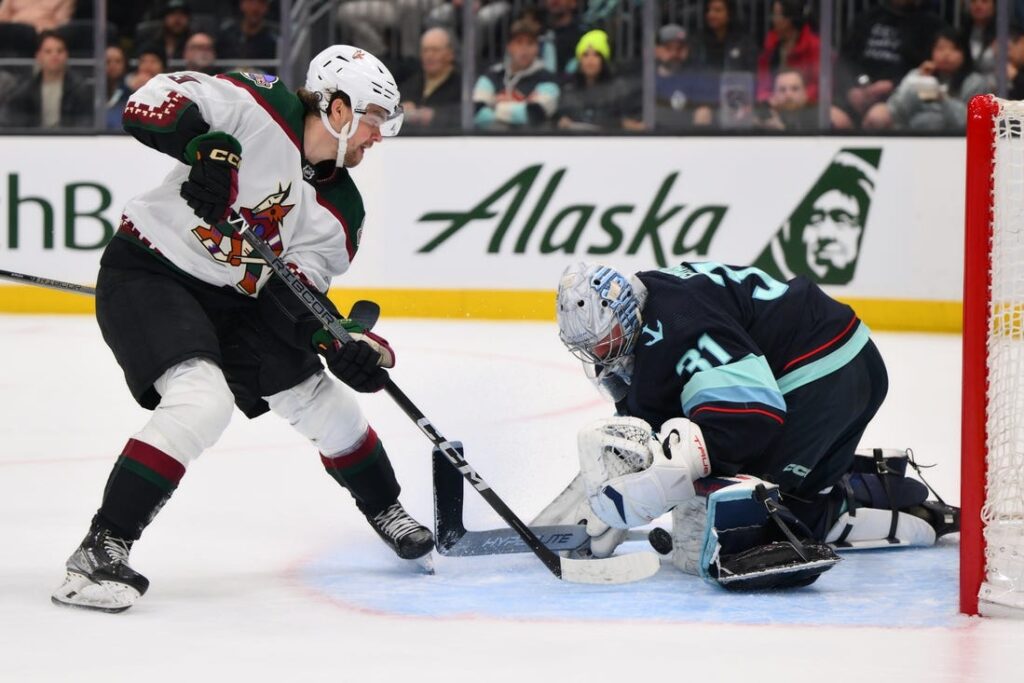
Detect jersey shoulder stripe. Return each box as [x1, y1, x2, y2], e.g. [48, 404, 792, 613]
[777, 321, 871, 394]
[216, 72, 304, 149]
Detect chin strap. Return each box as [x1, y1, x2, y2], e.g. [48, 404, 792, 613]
[318, 110, 354, 167]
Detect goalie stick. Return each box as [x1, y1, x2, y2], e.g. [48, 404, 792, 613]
[433, 445, 672, 556]
[0, 269, 96, 296]
[432, 445, 591, 556]
[222, 212, 660, 585]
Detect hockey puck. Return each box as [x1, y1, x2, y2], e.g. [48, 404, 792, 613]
[648, 527, 672, 555]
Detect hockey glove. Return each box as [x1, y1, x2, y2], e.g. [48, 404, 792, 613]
[181, 132, 242, 224]
[313, 322, 395, 393]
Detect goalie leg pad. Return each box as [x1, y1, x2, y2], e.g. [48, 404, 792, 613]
[823, 448, 959, 547]
[673, 476, 840, 589]
[531, 473, 628, 558]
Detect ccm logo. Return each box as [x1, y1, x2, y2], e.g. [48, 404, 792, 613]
[210, 148, 241, 168]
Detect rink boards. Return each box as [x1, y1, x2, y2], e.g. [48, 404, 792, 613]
[0, 135, 966, 331]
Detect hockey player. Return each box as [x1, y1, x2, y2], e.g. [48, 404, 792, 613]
[52, 46, 434, 613]
[542, 261, 958, 589]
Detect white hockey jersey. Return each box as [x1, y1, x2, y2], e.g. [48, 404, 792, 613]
[120, 71, 365, 296]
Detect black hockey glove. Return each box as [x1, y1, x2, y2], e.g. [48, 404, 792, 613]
[181, 132, 242, 224]
[313, 325, 394, 393]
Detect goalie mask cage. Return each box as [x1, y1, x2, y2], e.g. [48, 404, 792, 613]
[963, 94, 1024, 617]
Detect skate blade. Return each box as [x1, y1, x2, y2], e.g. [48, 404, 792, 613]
[51, 571, 141, 613]
[412, 553, 435, 575]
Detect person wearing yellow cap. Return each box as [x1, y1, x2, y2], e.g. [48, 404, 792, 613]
[556, 29, 632, 131]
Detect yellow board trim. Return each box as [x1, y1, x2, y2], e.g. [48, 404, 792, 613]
[0, 285, 964, 333]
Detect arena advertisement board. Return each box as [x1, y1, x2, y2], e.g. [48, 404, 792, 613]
[0, 135, 964, 329]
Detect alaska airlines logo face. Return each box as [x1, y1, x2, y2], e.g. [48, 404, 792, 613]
[752, 149, 881, 286]
[192, 183, 294, 295]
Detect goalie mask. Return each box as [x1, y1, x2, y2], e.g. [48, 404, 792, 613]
[556, 262, 644, 365]
[305, 45, 404, 147]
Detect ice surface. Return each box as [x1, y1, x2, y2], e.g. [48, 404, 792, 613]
[1, 316, 1021, 682]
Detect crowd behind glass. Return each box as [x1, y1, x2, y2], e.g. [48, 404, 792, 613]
[0, 0, 1020, 134]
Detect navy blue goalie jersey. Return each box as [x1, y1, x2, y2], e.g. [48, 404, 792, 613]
[621, 262, 870, 476]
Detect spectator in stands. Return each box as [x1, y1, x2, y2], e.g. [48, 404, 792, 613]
[473, 18, 559, 130]
[556, 29, 631, 131]
[757, 0, 819, 104]
[862, 26, 987, 131]
[426, 1, 511, 55]
[183, 32, 218, 75]
[217, 0, 278, 62]
[127, 45, 166, 91]
[2, 30, 91, 129]
[756, 68, 818, 131]
[337, 0, 445, 62]
[838, 0, 945, 125]
[692, 0, 758, 72]
[401, 26, 462, 130]
[105, 44, 132, 130]
[1006, 24, 1024, 99]
[962, 0, 996, 77]
[0, 0, 74, 33]
[540, 0, 584, 76]
[625, 24, 716, 131]
[137, 0, 192, 63]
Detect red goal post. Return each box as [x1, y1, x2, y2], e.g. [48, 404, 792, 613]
[962, 94, 1024, 618]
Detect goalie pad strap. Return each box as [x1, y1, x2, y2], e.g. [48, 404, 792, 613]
[873, 449, 900, 543]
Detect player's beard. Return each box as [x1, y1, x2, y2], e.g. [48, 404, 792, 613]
[343, 143, 364, 168]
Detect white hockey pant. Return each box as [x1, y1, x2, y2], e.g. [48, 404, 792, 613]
[265, 370, 369, 457]
[132, 358, 234, 468]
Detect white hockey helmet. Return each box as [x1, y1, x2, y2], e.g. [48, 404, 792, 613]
[556, 262, 644, 365]
[305, 44, 404, 140]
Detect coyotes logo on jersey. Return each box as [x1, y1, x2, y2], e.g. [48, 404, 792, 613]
[192, 183, 295, 295]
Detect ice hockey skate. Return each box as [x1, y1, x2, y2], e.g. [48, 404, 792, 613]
[365, 502, 434, 561]
[51, 523, 149, 613]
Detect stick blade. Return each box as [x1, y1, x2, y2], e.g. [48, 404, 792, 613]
[559, 551, 661, 585]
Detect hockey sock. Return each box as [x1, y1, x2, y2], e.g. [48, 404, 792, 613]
[320, 427, 401, 516]
[95, 439, 185, 540]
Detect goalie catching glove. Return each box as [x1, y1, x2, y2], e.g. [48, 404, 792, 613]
[578, 416, 712, 529]
[313, 321, 395, 393]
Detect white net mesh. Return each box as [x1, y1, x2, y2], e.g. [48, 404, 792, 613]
[981, 99, 1024, 612]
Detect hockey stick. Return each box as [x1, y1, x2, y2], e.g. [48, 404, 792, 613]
[434, 448, 673, 556]
[224, 212, 659, 585]
[0, 269, 96, 296]
[432, 445, 591, 556]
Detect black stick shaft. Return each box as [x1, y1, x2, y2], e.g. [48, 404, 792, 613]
[0, 269, 96, 296]
[226, 213, 564, 578]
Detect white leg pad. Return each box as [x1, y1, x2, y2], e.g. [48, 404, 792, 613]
[670, 497, 708, 575]
[825, 508, 937, 547]
[133, 358, 234, 466]
[266, 371, 368, 456]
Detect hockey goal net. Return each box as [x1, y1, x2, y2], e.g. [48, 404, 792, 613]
[963, 95, 1024, 617]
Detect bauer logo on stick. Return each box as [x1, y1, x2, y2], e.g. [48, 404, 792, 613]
[752, 148, 881, 286]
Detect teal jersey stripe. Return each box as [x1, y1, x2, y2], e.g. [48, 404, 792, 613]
[681, 354, 785, 414]
[777, 322, 871, 394]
